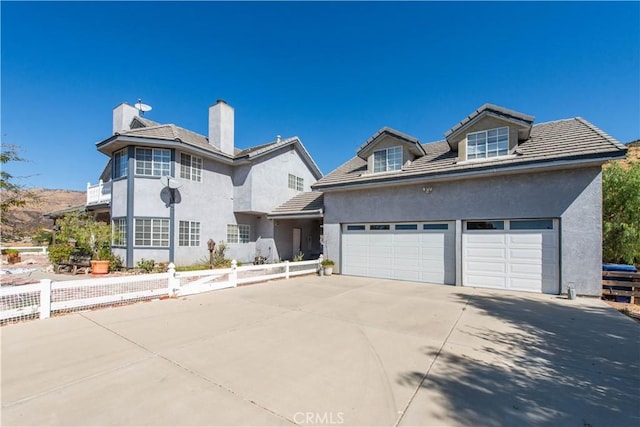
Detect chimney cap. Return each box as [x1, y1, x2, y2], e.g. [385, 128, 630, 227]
[216, 99, 227, 105]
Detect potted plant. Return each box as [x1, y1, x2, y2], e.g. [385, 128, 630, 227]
[321, 259, 335, 276]
[5, 249, 21, 264]
[90, 244, 111, 275]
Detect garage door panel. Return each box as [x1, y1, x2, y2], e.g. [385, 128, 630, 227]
[368, 266, 393, 279]
[510, 248, 542, 261]
[394, 268, 422, 281]
[510, 263, 542, 275]
[467, 261, 506, 274]
[466, 234, 506, 245]
[466, 274, 506, 288]
[463, 219, 558, 294]
[510, 277, 542, 291]
[466, 247, 507, 259]
[342, 222, 455, 285]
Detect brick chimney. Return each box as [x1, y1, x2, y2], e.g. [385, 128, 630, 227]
[208, 100, 234, 155]
[112, 102, 140, 134]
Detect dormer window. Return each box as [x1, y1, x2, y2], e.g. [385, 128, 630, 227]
[373, 146, 402, 173]
[467, 127, 509, 160]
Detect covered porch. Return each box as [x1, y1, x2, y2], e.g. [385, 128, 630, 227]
[268, 192, 324, 261]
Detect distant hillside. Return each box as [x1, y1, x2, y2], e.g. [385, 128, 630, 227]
[1, 188, 85, 242]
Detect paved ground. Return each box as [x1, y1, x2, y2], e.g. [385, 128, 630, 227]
[2, 275, 639, 426]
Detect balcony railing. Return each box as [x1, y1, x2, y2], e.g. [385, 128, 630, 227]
[86, 180, 112, 205]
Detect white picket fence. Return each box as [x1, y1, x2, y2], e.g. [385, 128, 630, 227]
[0, 258, 321, 324]
[1, 246, 49, 254]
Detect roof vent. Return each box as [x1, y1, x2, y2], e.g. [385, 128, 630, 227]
[276, 135, 281, 143]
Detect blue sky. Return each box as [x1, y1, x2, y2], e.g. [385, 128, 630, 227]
[2, 1, 639, 191]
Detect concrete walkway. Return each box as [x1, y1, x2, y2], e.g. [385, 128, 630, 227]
[2, 275, 639, 426]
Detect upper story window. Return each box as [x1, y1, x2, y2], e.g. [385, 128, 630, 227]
[180, 153, 202, 182]
[135, 148, 170, 177]
[373, 146, 402, 173]
[113, 149, 128, 178]
[288, 174, 304, 191]
[467, 127, 509, 160]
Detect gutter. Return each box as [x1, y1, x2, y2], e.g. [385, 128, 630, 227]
[267, 209, 324, 220]
[312, 154, 624, 192]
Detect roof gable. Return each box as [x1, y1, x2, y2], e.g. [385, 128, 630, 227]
[313, 117, 627, 191]
[356, 127, 426, 159]
[445, 104, 535, 150]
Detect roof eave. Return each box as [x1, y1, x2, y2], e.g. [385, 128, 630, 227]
[267, 209, 324, 219]
[312, 152, 624, 192]
[356, 128, 425, 159]
[96, 135, 235, 164]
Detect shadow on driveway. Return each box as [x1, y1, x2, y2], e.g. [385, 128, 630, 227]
[397, 293, 640, 426]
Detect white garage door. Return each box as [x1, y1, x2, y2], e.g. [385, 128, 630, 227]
[341, 222, 455, 285]
[463, 219, 559, 293]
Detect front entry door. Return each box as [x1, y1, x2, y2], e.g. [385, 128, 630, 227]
[293, 228, 301, 257]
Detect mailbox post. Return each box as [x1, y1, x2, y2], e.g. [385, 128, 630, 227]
[207, 239, 216, 269]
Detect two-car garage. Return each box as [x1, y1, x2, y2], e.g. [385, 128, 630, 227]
[341, 219, 559, 294]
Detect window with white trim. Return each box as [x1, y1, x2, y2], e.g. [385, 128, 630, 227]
[134, 218, 169, 246]
[373, 146, 402, 173]
[227, 224, 250, 244]
[113, 149, 128, 178]
[288, 174, 304, 191]
[135, 148, 171, 177]
[467, 127, 509, 160]
[112, 218, 127, 246]
[180, 153, 202, 182]
[179, 221, 200, 246]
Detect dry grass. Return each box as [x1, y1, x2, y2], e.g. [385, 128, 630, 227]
[604, 299, 640, 322]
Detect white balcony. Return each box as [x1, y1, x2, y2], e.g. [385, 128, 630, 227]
[86, 180, 112, 205]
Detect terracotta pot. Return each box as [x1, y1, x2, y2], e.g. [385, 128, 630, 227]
[7, 253, 21, 264]
[90, 260, 110, 275]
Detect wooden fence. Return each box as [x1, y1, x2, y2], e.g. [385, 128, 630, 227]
[602, 271, 640, 304]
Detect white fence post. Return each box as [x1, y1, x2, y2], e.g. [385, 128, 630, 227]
[167, 263, 179, 297]
[285, 260, 290, 279]
[39, 279, 52, 319]
[318, 254, 324, 275]
[230, 259, 238, 287]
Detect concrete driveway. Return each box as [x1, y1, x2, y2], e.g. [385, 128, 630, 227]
[2, 275, 639, 426]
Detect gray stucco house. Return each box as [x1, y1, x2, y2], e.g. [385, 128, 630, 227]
[90, 100, 323, 267]
[312, 104, 627, 296]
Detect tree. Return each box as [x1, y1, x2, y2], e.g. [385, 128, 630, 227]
[53, 211, 112, 259]
[602, 161, 640, 265]
[0, 144, 39, 240]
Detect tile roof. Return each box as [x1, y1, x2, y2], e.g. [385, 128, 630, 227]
[118, 124, 228, 156]
[131, 116, 161, 128]
[445, 103, 535, 139]
[235, 137, 298, 158]
[269, 191, 324, 217]
[115, 126, 320, 175]
[356, 127, 424, 157]
[313, 117, 627, 190]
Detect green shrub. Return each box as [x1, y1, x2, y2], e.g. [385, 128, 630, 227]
[48, 244, 74, 265]
[321, 259, 335, 267]
[109, 253, 123, 271]
[293, 252, 304, 262]
[137, 258, 155, 273]
[603, 161, 640, 265]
